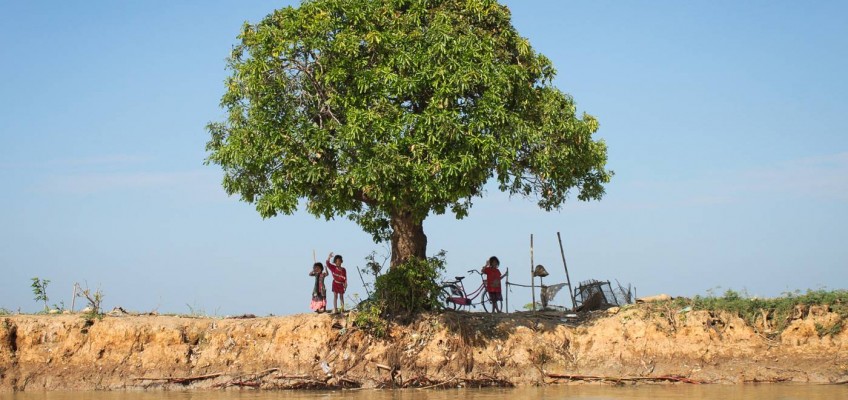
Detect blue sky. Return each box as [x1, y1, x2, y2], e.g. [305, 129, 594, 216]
[1, 1, 845, 315]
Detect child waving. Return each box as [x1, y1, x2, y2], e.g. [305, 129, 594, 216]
[326, 252, 348, 313]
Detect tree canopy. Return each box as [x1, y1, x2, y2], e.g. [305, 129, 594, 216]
[206, 0, 612, 267]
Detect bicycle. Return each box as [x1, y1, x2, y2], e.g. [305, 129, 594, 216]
[439, 269, 498, 312]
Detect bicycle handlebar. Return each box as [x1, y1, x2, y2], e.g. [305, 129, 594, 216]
[468, 268, 508, 279]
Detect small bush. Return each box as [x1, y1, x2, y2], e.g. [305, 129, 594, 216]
[31, 277, 50, 312]
[815, 320, 844, 338]
[76, 283, 104, 320]
[374, 251, 446, 317]
[185, 302, 207, 318]
[352, 299, 389, 338]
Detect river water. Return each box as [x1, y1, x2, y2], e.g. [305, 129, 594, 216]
[2, 385, 846, 400]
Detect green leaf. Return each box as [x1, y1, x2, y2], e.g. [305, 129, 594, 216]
[206, 0, 611, 266]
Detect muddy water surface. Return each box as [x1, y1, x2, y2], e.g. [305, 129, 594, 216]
[3, 385, 846, 400]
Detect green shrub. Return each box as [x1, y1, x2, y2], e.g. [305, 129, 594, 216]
[374, 251, 446, 316]
[352, 299, 389, 338]
[351, 251, 447, 337]
[815, 320, 844, 338]
[76, 284, 104, 319]
[672, 288, 848, 334]
[31, 277, 50, 312]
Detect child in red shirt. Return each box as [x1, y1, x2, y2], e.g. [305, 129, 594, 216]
[481, 256, 505, 313]
[326, 252, 347, 313]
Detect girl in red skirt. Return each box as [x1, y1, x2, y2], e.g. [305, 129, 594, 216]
[309, 262, 327, 313]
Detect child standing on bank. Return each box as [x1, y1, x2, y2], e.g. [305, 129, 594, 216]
[326, 252, 347, 313]
[309, 262, 328, 313]
[481, 256, 505, 313]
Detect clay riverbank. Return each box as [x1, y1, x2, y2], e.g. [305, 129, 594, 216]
[1, 303, 846, 391]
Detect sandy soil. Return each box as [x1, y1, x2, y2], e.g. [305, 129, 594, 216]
[1, 304, 846, 391]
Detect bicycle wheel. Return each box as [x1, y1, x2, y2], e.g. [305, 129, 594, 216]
[438, 287, 451, 309]
[440, 285, 462, 310]
[481, 291, 490, 313]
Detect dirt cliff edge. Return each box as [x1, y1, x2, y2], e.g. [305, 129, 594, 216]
[1, 305, 846, 391]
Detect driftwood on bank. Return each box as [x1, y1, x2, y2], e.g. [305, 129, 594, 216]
[127, 366, 712, 389]
[219, 381, 260, 388]
[743, 376, 791, 383]
[133, 368, 334, 389]
[547, 373, 704, 384]
[213, 368, 280, 388]
[375, 363, 394, 372]
[373, 374, 513, 389]
[134, 372, 222, 384]
[219, 371, 335, 390]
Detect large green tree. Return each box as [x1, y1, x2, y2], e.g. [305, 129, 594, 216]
[207, 0, 611, 267]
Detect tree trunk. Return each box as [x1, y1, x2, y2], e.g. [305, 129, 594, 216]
[390, 211, 427, 268]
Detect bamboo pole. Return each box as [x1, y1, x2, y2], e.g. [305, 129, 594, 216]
[505, 268, 509, 313]
[557, 232, 577, 311]
[70, 283, 78, 312]
[530, 234, 536, 312]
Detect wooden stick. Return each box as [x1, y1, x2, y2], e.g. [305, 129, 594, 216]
[547, 373, 605, 380]
[546, 373, 622, 384]
[505, 267, 509, 313]
[337, 377, 361, 385]
[70, 283, 78, 312]
[557, 232, 577, 311]
[460, 377, 514, 387]
[232, 368, 279, 381]
[530, 234, 536, 312]
[546, 373, 704, 384]
[134, 372, 222, 384]
[274, 374, 312, 380]
[416, 378, 458, 390]
[744, 377, 790, 383]
[216, 380, 261, 388]
[623, 375, 704, 384]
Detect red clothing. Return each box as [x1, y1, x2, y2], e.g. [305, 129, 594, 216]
[326, 261, 347, 293]
[309, 270, 327, 311]
[481, 266, 502, 293]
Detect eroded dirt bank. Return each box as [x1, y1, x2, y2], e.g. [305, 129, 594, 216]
[1, 305, 846, 391]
